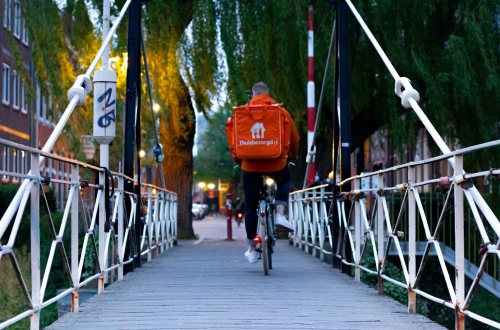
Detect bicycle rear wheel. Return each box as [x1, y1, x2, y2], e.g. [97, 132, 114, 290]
[258, 201, 269, 275]
[259, 222, 269, 275]
[267, 215, 273, 270]
[267, 237, 273, 270]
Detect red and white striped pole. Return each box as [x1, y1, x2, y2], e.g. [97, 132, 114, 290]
[307, 5, 316, 186]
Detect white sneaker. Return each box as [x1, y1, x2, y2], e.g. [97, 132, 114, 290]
[244, 248, 258, 263]
[275, 212, 294, 232]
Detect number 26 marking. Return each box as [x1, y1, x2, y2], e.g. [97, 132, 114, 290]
[97, 87, 116, 128]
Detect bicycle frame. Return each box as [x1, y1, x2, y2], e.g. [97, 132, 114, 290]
[256, 177, 277, 275]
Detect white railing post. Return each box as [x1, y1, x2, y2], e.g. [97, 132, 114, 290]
[288, 193, 295, 242]
[312, 188, 318, 257]
[30, 152, 40, 330]
[117, 176, 124, 281]
[377, 172, 385, 295]
[98, 173, 106, 294]
[159, 192, 165, 253]
[408, 166, 416, 314]
[319, 186, 326, 261]
[454, 155, 465, 330]
[146, 186, 153, 261]
[296, 192, 303, 248]
[354, 179, 361, 282]
[166, 193, 172, 247]
[70, 164, 79, 312]
[296, 192, 301, 247]
[153, 191, 159, 256]
[304, 192, 311, 254]
[173, 194, 178, 243]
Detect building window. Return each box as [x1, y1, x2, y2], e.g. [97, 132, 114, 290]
[36, 82, 41, 119]
[6, 148, 10, 173]
[12, 149, 17, 173]
[19, 150, 25, 174]
[41, 94, 47, 121]
[2, 64, 10, 105]
[12, 70, 19, 109]
[47, 96, 52, 122]
[22, 18, 28, 45]
[2, 147, 8, 182]
[13, 1, 20, 38]
[21, 82, 27, 113]
[3, 0, 11, 30]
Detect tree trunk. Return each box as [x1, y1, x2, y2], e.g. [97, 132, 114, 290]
[163, 149, 195, 239]
[160, 73, 196, 239]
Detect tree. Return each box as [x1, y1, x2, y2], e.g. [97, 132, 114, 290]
[143, 1, 200, 238]
[193, 107, 235, 184]
[22, 0, 498, 238]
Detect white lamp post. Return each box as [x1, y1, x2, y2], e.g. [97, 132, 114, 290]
[81, 135, 96, 160]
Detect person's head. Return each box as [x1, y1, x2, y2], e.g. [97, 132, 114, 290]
[252, 82, 269, 97]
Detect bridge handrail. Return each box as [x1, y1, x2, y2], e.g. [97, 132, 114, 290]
[339, 139, 500, 186]
[0, 140, 177, 329]
[344, 0, 499, 260]
[0, 0, 179, 328]
[290, 141, 499, 329]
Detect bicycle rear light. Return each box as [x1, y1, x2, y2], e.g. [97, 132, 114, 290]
[253, 236, 262, 244]
[260, 211, 265, 217]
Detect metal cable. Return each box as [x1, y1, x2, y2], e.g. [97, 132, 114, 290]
[0, 0, 133, 238]
[140, 26, 166, 189]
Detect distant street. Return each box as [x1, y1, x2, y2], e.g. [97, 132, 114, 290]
[193, 212, 247, 244]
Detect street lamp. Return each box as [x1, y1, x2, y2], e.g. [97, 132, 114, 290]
[139, 149, 146, 158]
[198, 182, 206, 190]
[153, 103, 160, 113]
[207, 182, 215, 190]
[81, 135, 96, 160]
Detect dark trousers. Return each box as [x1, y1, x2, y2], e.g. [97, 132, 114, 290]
[242, 167, 291, 240]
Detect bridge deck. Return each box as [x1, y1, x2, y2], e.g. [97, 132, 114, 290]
[49, 215, 443, 329]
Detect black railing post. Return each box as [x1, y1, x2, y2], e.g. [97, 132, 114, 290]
[332, 0, 353, 274]
[124, 0, 142, 272]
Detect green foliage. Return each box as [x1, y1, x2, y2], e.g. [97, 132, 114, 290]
[0, 184, 66, 328]
[215, 0, 500, 170]
[360, 254, 499, 329]
[22, 0, 75, 103]
[351, 0, 499, 154]
[193, 107, 234, 182]
[183, 0, 220, 112]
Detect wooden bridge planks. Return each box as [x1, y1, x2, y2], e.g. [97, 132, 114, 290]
[48, 218, 443, 330]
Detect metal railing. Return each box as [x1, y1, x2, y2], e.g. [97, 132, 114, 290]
[0, 0, 177, 328]
[289, 140, 500, 329]
[0, 138, 177, 329]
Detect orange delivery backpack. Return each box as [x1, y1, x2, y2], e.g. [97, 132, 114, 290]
[226, 103, 291, 160]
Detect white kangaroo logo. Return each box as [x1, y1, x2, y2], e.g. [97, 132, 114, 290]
[250, 122, 266, 139]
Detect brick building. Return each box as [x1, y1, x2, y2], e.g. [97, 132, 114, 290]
[1, 0, 31, 182]
[1, 0, 71, 208]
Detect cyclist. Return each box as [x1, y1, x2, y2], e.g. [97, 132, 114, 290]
[230, 82, 300, 263]
[233, 196, 245, 215]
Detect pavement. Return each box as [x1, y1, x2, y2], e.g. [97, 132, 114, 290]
[48, 213, 444, 329]
[192, 212, 249, 243]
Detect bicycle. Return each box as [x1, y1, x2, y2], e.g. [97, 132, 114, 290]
[253, 176, 277, 275]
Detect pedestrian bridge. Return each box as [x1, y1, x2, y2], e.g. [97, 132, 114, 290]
[0, 0, 499, 329]
[48, 215, 443, 330]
